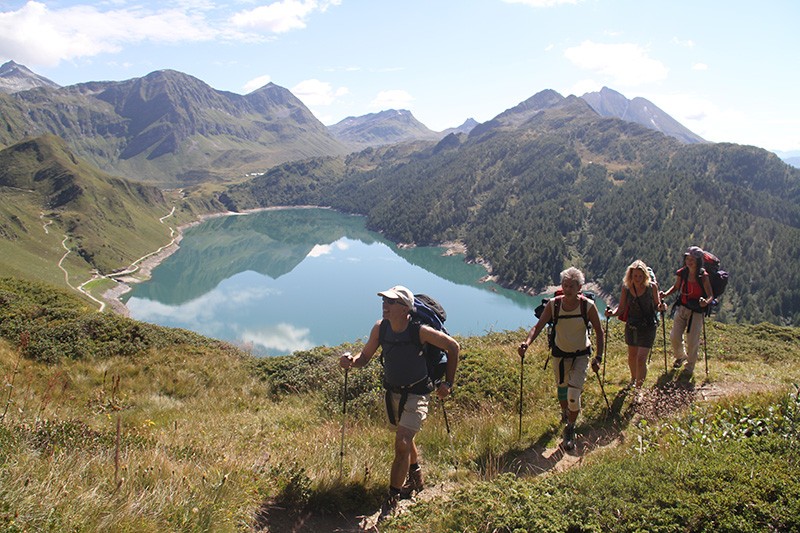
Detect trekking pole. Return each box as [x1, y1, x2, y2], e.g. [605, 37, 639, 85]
[441, 397, 451, 435]
[602, 317, 609, 383]
[594, 368, 611, 413]
[661, 311, 667, 373]
[703, 314, 709, 378]
[339, 364, 349, 479]
[661, 311, 667, 374]
[518, 351, 525, 441]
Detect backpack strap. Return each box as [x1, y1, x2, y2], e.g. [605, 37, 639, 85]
[554, 295, 589, 326]
[379, 319, 422, 349]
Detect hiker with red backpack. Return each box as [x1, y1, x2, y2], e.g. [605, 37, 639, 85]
[339, 285, 459, 519]
[518, 267, 604, 451]
[604, 260, 665, 391]
[660, 246, 714, 376]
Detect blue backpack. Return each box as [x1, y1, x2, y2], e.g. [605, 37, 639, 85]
[379, 293, 448, 384]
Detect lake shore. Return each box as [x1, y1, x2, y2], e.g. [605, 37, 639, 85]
[101, 206, 610, 316]
[101, 206, 328, 316]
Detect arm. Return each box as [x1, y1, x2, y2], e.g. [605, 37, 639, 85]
[660, 274, 681, 299]
[700, 272, 714, 307]
[419, 326, 460, 399]
[653, 282, 666, 312]
[339, 320, 381, 369]
[606, 286, 627, 318]
[518, 300, 553, 358]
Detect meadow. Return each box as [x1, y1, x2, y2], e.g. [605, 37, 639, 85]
[1, 277, 799, 532]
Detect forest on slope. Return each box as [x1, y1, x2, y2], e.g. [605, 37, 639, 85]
[220, 94, 800, 326]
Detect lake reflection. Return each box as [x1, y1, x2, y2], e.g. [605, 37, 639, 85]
[126, 208, 573, 356]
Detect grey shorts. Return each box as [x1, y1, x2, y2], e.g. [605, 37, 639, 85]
[386, 392, 429, 432]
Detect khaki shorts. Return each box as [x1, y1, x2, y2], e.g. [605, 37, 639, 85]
[386, 392, 429, 433]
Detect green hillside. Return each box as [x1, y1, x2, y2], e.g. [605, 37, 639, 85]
[221, 93, 800, 326]
[0, 135, 183, 288]
[1, 277, 799, 531]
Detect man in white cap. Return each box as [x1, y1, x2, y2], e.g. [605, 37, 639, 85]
[339, 285, 459, 517]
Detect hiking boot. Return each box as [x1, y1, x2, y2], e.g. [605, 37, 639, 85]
[399, 466, 424, 499]
[378, 490, 400, 521]
[562, 424, 576, 452]
[672, 357, 687, 369]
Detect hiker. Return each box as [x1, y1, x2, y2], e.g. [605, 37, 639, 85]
[660, 246, 714, 375]
[518, 267, 604, 451]
[605, 260, 665, 390]
[339, 285, 459, 516]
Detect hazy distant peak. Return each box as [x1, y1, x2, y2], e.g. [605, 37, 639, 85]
[329, 108, 439, 148]
[0, 60, 60, 94]
[581, 86, 705, 144]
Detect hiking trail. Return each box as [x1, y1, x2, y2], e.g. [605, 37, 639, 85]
[254, 378, 778, 532]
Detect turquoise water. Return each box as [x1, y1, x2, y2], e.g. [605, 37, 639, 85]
[125, 208, 602, 356]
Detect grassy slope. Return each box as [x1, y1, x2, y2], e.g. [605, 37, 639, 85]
[0, 278, 799, 531]
[0, 137, 221, 304]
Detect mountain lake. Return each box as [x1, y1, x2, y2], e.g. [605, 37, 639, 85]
[124, 207, 605, 356]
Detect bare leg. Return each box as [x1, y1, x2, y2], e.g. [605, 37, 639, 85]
[390, 426, 417, 490]
[635, 347, 650, 386]
[627, 345, 638, 385]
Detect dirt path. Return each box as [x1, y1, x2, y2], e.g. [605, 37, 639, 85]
[255, 378, 784, 532]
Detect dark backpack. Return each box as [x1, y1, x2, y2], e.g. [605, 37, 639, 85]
[379, 293, 448, 384]
[534, 290, 595, 350]
[680, 250, 729, 300]
[699, 250, 729, 298]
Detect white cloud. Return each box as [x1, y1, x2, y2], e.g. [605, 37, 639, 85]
[243, 74, 272, 93]
[241, 323, 315, 352]
[564, 40, 669, 87]
[672, 37, 695, 48]
[307, 239, 350, 258]
[230, 0, 341, 33]
[370, 89, 414, 110]
[0, 1, 213, 66]
[502, 0, 582, 6]
[692, 63, 708, 71]
[291, 78, 349, 106]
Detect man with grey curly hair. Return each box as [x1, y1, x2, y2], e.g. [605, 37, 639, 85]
[518, 267, 604, 451]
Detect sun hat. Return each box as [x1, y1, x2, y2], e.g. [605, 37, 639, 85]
[377, 285, 414, 309]
[684, 246, 704, 259]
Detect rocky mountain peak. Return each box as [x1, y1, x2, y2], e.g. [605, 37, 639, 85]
[0, 60, 61, 94]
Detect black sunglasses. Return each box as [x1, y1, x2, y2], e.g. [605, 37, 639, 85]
[382, 297, 404, 305]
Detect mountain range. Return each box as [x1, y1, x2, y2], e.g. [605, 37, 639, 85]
[0, 61, 714, 186]
[0, 63, 349, 185]
[2, 61, 800, 325]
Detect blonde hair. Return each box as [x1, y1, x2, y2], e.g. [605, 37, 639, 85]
[623, 260, 652, 289]
[560, 267, 585, 286]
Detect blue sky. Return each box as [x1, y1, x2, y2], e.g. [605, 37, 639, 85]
[1, 0, 798, 153]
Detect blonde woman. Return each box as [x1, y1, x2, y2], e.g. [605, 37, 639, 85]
[605, 260, 663, 389]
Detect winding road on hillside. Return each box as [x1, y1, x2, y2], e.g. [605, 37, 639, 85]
[51, 206, 178, 313]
